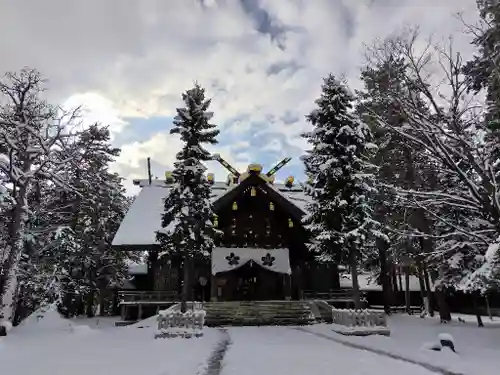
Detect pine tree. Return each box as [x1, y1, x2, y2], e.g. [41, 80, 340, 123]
[156, 84, 220, 312]
[302, 75, 377, 308]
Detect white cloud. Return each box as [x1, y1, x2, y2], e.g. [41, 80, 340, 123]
[63, 93, 129, 136]
[0, 0, 481, 193]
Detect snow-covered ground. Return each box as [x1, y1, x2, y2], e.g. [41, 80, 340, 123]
[2, 308, 499, 375]
[0, 307, 221, 375]
[221, 326, 435, 375]
[305, 313, 500, 375]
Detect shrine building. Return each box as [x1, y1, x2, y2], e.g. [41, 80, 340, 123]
[111, 156, 342, 314]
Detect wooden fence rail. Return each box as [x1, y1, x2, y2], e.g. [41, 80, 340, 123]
[332, 307, 387, 327]
[155, 309, 206, 338]
[303, 289, 366, 300]
[118, 291, 178, 303]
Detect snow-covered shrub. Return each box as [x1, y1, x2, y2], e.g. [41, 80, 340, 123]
[420, 333, 457, 353]
[438, 333, 456, 352]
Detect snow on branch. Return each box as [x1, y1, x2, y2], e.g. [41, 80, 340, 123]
[362, 27, 500, 291]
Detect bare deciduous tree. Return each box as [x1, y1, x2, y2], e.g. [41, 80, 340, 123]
[0, 68, 80, 324]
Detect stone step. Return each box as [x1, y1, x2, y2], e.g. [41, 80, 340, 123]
[203, 300, 315, 327]
[205, 308, 312, 313]
[204, 306, 311, 311]
[204, 310, 312, 315]
[203, 302, 310, 306]
[206, 312, 313, 318]
[205, 319, 314, 327]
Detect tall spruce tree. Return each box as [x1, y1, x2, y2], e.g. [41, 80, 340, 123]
[156, 84, 219, 312]
[302, 75, 377, 308]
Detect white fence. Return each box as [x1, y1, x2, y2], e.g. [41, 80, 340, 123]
[332, 308, 387, 327]
[156, 308, 206, 338]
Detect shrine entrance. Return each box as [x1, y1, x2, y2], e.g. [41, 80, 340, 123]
[232, 261, 283, 300]
[210, 247, 292, 301]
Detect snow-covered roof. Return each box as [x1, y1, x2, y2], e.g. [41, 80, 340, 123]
[112, 185, 168, 247]
[113, 181, 312, 248]
[269, 185, 310, 212]
[112, 185, 228, 247]
[339, 274, 435, 292]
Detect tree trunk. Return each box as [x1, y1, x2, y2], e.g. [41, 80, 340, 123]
[404, 265, 411, 314]
[417, 239, 432, 315]
[86, 290, 96, 318]
[473, 291, 484, 327]
[181, 257, 191, 313]
[423, 265, 434, 316]
[0, 182, 29, 323]
[391, 264, 399, 293]
[349, 249, 362, 309]
[331, 264, 340, 289]
[485, 294, 493, 320]
[416, 257, 429, 315]
[98, 288, 106, 316]
[435, 286, 451, 322]
[397, 268, 403, 291]
[377, 237, 392, 315]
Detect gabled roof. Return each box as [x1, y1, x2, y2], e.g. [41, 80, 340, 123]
[212, 173, 306, 221]
[112, 177, 311, 249]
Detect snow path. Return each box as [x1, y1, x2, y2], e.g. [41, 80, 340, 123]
[203, 329, 231, 375]
[298, 327, 460, 375]
[221, 326, 438, 375]
[306, 316, 500, 375]
[0, 319, 222, 375]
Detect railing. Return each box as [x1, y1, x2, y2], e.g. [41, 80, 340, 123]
[332, 307, 387, 327]
[303, 289, 366, 300]
[155, 309, 206, 338]
[118, 290, 178, 303]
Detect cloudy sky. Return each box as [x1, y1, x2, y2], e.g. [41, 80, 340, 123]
[0, 0, 479, 194]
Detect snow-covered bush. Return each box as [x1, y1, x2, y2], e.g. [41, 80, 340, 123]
[421, 333, 456, 353]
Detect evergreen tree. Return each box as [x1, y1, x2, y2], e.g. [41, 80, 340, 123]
[302, 75, 377, 308]
[156, 84, 220, 312]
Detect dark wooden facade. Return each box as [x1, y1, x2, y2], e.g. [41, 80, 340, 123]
[146, 172, 338, 301]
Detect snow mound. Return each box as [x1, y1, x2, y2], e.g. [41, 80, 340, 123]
[438, 333, 454, 343]
[13, 304, 92, 336]
[0, 320, 13, 332]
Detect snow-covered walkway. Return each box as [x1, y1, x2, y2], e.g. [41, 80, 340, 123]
[0, 312, 221, 375]
[4, 308, 496, 375]
[220, 326, 437, 375]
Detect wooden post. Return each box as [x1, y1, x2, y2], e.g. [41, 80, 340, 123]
[284, 273, 292, 300]
[295, 264, 304, 300]
[486, 294, 493, 320]
[210, 275, 218, 301]
[147, 157, 152, 185]
[120, 303, 126, 321]
[138, 303, 143, 321]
